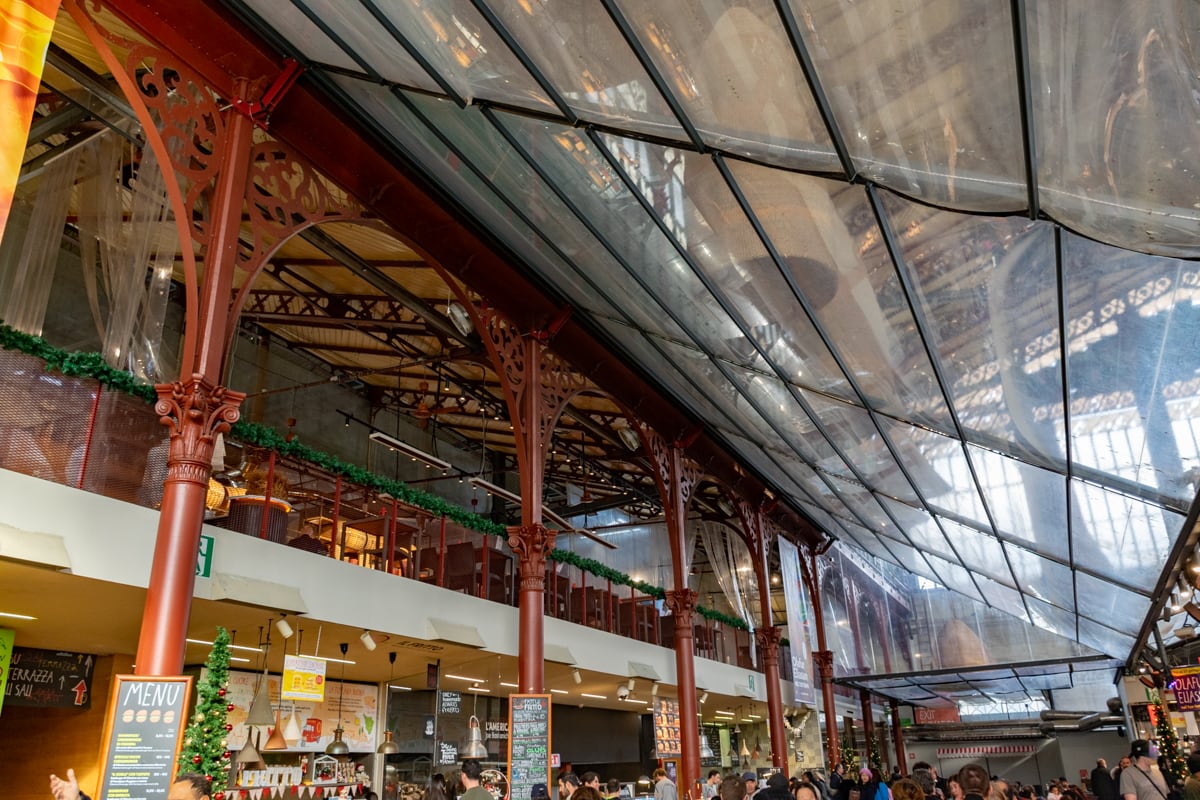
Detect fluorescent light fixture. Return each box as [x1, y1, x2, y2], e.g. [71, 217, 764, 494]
[298, 652, 356, 665]
[501, 682, 519, 688]
[187, 638, 262, 654]
[231, 656, 251, 663]
[748, 714, 763, 719]
[543, 508, 618, 551]
[621, 697, 643, 704]
[389, 685, 412, 691]
[445, 674, 487, 683]
[0, 612, 36, 620]
[369, 431, 451, 471]
[550, 689, 568, 695]
[467, 686, 491, 693]
[581, 693, 607, 700]
[715, 710, 735, 717]
[469, 476, 521, 504]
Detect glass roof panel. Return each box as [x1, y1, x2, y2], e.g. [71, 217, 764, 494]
[801, 391, 916, 501]
[923, 554, 983, 603]
[364, 0, 555, 109]
[968, 445, 1069, 561]
[330, 78, 617, 318]
[937, 517, 1011, 588]
[1027, 2, 1200, 258]
[1071, 480, 1181, 591]
[881, 194, 1065, 464]
[799, 500, 851, 540]
[1075, 571, 1148, 634]
[970, 574, 1029, 622]
[287, 0, 442, 90]
[1063, 234, 1200, 509]
[885, 540, 943, 586]
[482, 0, 687, 139]
[617, 145, 851, 394]
[614, 0, 837, 168]
[728, 161, 953, 429]
[787, 0, 1026, 210]
[878, 418, 988, 526]
[1075, 619, 1136, 662]
[720, 431, 812, 502]
[877, 497, 952, 557]
[1024, 597, 1077, 642]
[832, 477, 890, 532]
[1004, 543, 1074, 613]
[234, 0, 389, 81]
[723, 365, 831, 464]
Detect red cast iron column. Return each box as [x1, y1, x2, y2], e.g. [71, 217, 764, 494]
[801, 546, 840, 768]
[737, 501, 788, 771]
[481, 308, 584, 693]
[890, 699, 907, 776]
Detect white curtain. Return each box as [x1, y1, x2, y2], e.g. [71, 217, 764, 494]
[698, 519, 760, 629]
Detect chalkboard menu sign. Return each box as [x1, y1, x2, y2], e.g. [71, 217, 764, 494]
[5, 646, 96, 708]
[508, 695, 551, 800]
[97, 675, 193, 800]
[440, 690, 462, 715]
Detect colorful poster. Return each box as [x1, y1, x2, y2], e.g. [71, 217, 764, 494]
[653, 697, 681, 758]
[1171, 666, 1200, 711]
[212, 668, 378, 753]
[281, 654, 327, 702]
[0, 0, 59, 243]
[778, 537, 816, 706]
[0, 628, 14, 716]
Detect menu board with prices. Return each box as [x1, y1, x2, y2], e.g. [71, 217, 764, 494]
[440, 690, 462, 715]
[653, 698, 681, 758]
[507, 694, 551, 800]
[97, 676, 192, 800]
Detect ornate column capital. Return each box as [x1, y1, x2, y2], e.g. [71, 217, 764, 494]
[155, 375, 245, 486]
[507, 523, 557, 591]
[755, 626, 782, 666]
[665, 588, 698, 632]
[812, 649, 835, 680]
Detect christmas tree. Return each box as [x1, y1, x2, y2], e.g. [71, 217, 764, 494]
[1155, 692, 1186, 787]
[178, 627, 233, 797]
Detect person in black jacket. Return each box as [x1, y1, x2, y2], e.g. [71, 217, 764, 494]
[1092, 760, 1119, 800]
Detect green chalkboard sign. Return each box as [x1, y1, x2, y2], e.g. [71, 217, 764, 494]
[508, 695, 551, 800]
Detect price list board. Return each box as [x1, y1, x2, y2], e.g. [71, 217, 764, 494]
[97, 676, 193, 800]
[653, 698, 681, 758]
[507, 694, 551, 800]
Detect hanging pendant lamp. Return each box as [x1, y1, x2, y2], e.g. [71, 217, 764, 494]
[699, 727, 715, 759]
[326, 643, 351, 755]
[235, 729, 264, 766]
[283, 707, 303, 745]
[751, 735, 761, 761]
[263, 708, 288, 750]
[378, 652, 401, 755]
[460, 715, 488, 759]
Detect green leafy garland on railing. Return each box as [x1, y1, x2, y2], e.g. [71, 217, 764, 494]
[0, 323, 752, 632]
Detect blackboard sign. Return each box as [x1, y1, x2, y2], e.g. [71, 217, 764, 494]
[5, 646, 96, 707]
[438, 740, 459, 765]
[440, 690, 462, 715]
[97, 675, 192, 800]
[507, 694, 551, 800]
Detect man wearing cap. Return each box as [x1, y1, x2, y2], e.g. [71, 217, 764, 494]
[1120, 740, 1168, 800]
[743, 773, 760, 798]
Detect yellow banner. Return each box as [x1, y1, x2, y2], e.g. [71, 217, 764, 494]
[281, 654, 327, 702]
[0, 0, 60, 243]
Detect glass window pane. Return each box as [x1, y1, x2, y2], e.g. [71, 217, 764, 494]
[882, 194, 1066, 465]
[1071, 480, 1182, 591]
[484, 0, 685, 139]
[924, 554, 984, 603]
[938, 518, 1011, 588]
[366, 0, 555, 110]
[878, 497, 952, 558]
[1004, 543, 1074, 613]
[971, 574, 1029, 623]
[615, 1, 836, 167]
[787, 0, 1026, 210]
[888, 541, 944, 587]
[1027, 2, 1200, 257]
[802, 391, 916, 501]
[878, 418, 988, 526]
[1075, 572, 1150, 634]
[1075, 619, 1136, 661]
[1063, 234, 1200, 508]
[728, 161, 953, 430]
[1025, 597, 1077, 643]
[291, 0, 442, 90]
[238, 0, 394, 81]
[968, 445, 1069, 561]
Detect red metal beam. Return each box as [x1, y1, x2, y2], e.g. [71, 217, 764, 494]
[105, 0, 821, 545]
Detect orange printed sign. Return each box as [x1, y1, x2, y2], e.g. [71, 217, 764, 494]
[914, 706, 962, 725]
[0, 0, 60, 242]
[282, 654, 327, 702]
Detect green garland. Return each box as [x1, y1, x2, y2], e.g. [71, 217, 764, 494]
[0, 324, 753, 631]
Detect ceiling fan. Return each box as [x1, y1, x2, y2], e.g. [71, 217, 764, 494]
[411, 381, 457, 429]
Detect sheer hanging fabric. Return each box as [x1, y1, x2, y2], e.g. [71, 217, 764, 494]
[698, 519, 761, 640]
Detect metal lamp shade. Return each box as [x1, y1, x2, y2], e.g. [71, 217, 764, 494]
[246, 681, 275, 727]
[262, 709, 288, 751]
[460, 715, 488, 759]
[326, 727, 351, 756]
[699, 731, 715, 759]
[377, 729, 400, 755]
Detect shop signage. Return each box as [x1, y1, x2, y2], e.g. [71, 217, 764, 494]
[219, 669, 378, 752]
[485, 719, 509, 740]
[0, 628, 12, 716]
[440, 690, 462, 715]
[4, 645, 95, 708]
[438, 740, 459, 765]
[508, 694, 551, 800]
[281, 654, 327, 702]
[196, 534, 213, 578]
[653, 697, 681, 758]
[97, 675, 192, 800]
[1171, 667, 1200, 711]
[778, 538, 816, 706]
[914, 706, 961, 725]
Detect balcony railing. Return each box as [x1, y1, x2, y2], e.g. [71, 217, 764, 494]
[0, 348, 762, 670]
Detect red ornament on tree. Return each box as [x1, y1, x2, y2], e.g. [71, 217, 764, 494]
[225, 723, 233, 732]
[192, 755, 202, 765]
[227, 703, 235, 712]
[223, 751, 232, 760]
[218, 688, 227, 697]
[205, 776, 213, 783]
[215, 792, 225, 800]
